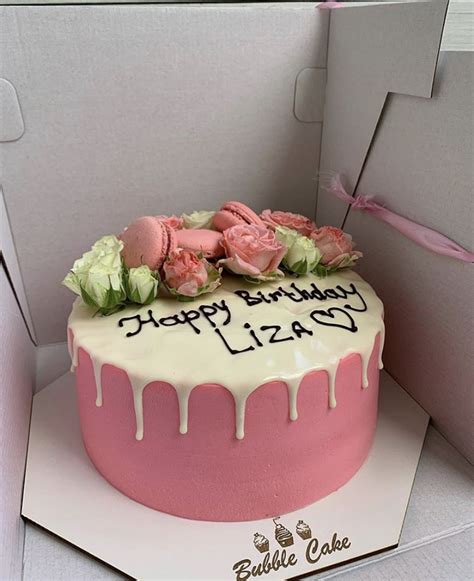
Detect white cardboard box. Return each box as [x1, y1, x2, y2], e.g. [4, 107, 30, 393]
[1, 1, 473, 579]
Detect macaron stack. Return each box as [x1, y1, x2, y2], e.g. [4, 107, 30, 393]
[120, 201, 267, 271]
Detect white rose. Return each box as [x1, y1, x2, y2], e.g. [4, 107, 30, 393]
[69, 250, 95, 288]
[182, 210, 216, 230]
[92, 234, 124, 256]
[62, 271, 81, 294]
[283, 233, 321, 275]
[83, 272, 111, 307]
[274, 225, 299, 249]
[62, 234, 125, 312]
[127, 265, 159, 304]
[92, 246, 122, 280]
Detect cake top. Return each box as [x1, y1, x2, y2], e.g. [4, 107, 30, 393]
[62, 202, 362, 316]
[68, 270, 384, 440]
[64, 201, 383, 441]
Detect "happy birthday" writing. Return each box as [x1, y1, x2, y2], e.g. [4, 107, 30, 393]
[117, 281, 368, 356]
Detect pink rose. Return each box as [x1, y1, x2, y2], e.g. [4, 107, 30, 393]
[219, 224, 287, 280]
[260, 209, 316, 237]
[164, 250, 208, 295]
[163, 250, 221, 298]
[311, 226, 363, 268]
[156, 215, 184, 230]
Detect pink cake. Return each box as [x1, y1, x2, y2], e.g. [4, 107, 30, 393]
[64, 205, 384, 522]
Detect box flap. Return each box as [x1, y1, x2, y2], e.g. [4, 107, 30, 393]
[342, 50, 474, 462]
[317, 0, 448, 226]
[0, 262, 35, 579]
[0, 189, 37, 342]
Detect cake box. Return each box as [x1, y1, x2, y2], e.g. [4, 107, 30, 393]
[3, 1, 472, 579]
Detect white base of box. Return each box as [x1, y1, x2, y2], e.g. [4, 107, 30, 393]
[22, 371, 428, 580]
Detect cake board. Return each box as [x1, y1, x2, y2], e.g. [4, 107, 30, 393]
[22, 370, 428, 580]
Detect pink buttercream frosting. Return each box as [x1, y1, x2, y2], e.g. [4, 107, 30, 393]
[75, 339, 381, 521]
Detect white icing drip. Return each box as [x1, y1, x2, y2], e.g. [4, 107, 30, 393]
[67, 271, 385, 440]
[67, 329, 73, 360]
[286, 377, 300, 421]
[91, 359, 103, 407]
[129, 377, 149, 441]
[378, 328, 385, 370]
[71, 336, 79, 370]
[327, 366, 337, 408]
[361, 351, 370, 389]
[67, 330, 76, 373]
[235, 396, 248, 440]
[177, 385, 195, 435]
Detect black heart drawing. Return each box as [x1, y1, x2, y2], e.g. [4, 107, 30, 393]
[309, 307, 358, 333]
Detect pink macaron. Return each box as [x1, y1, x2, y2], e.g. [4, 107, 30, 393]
[213, 201, 266, 232]
[175, 229, 224, 259]
[120, 216, 177, 270]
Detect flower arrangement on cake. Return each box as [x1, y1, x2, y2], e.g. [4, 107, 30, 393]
[62, 202, 362, 315]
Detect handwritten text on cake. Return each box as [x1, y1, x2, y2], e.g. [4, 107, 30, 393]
[118, 281, 368, 356]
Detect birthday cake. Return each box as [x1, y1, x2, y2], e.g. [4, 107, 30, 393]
[63, 202, 384, 521]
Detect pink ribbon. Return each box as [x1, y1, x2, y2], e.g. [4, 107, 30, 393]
[323, 174, 474, 263]
[318, 2, 343, 9]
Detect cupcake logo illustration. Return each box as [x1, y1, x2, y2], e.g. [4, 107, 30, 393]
[251, 518, 312, 553]
[253, 532, 270, 554]
[273, 517, 294, 547]
[296, 519, 312, 540]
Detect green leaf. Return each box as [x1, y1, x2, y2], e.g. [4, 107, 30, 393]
[130, 287, 142, 304]
[80, 286, 99, 308]
[121, 256, 129, 272]
[176, 295, 195, 302]
[244, 276, 263, 285]
[313, 263, 330, 278]
[104, 283, 125, 309]
[123, 273, 131, 301]
[289, 259, 309, 275]
[97, 303, 126, 316]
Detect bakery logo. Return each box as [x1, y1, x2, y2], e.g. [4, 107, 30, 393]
[233, 518, 351, 580]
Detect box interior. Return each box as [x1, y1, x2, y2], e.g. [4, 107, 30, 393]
[3, 0, 473, 577]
